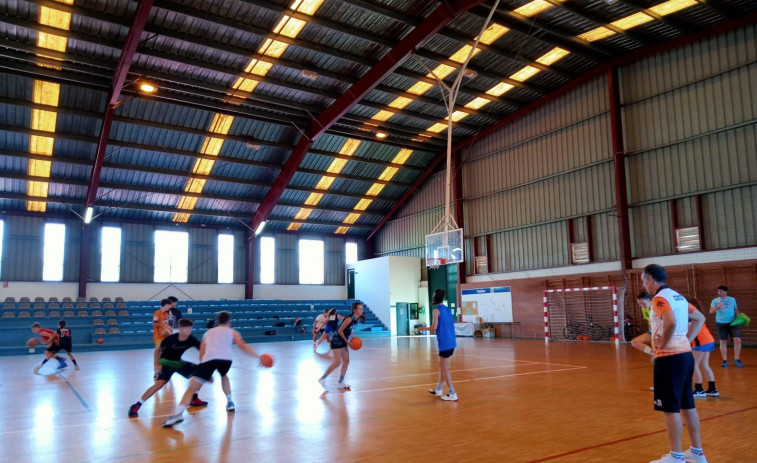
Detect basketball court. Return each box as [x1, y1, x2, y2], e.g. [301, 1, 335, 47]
[3, 338, 754, 462]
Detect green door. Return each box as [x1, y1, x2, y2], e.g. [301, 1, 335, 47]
[347, 269, 355, 299]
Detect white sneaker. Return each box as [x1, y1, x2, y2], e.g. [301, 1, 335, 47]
[428, 388, 442, 396]
[337, 382, 351, 390]
[649, 386, 655, 391]
[74, 365, 80, 371]
[649, 454, 684, 463]
[161, 413, 184, 428]
[683, 450, 707, 463]
[318, 378, 326, 389]
[441, 393, 458, 401]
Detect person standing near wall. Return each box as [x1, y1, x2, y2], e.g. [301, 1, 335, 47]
[167, 296, 182, 334]
[642, 264, 707, 463]
[709, 286, 742, 367]
[418, 289, 458, 402]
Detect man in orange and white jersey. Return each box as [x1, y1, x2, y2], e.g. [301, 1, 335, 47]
[642, 264, 707, 463]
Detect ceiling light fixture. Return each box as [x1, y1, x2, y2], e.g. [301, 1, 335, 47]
[138, 81, 158, 93]
[375, 131, 388, 139]
[299, 69, 318, 81]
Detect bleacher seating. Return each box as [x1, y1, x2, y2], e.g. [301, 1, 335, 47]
[0, 298, 389, 355]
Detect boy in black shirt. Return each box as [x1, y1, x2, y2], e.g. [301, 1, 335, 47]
[128, 319, 207, 417]
[51, 320, 79, 371]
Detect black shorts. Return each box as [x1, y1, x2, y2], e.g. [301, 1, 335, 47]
[653, 352, 695, 413]
[47, 344, 72, 354]
[331, 336, 348, 350]
[716, 323, 741, 341]
[157, 363, 196, 382]
[192, 359, 232, 383]
[438, 348, 455, 358]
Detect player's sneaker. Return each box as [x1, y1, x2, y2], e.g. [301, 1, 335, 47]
[692, 389, 706, 398]
[33, 365, 41, 374]
[337, 382, 351, 390]
[226, 401, 235, 412]
[721, 361, 728, 367]
[74, 365, 80, 371]
[428, 388, 442, 396]
[649, 386, 655, 391]
[128, 403, 141, 417]
[57, 359, 68, 370]
[441, 393, 458, 401]
[649, 454, 684, 463]
[705, 388, 719, 397]
[318, 378, 327, 389]
[734, 359, 744, 367]
[161, 414, 184, 428]
[188, 397, 208, 408]
[683, 449, 708, 463]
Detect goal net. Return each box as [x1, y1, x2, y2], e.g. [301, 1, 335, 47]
[544, 286, 626, 342]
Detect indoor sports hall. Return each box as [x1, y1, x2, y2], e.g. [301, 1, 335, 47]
[0, 0, 755, 462]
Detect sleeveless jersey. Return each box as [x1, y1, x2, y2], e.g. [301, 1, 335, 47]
[202, 325, 235, 361]
[650, 286, 692, 358]
[435, 304, 457, 351]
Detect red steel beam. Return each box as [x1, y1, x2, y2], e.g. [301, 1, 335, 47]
[84, 0, 154, 208]
[608, 66, 632, 277]
[368, 13, 757, 240]
[250, 0, 487, 233]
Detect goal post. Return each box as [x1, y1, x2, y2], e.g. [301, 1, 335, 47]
[543, 286, 626, 343]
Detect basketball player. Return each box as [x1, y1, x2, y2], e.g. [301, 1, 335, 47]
[30, 322, 66, 373]
[153, 299, 172, 379]
[688, 300, 718, 398]
[314, 309, 343, 350]
[128, 319, 207, 417]
[161, 311, 262, 427]
[318, 302, 363, 390]
[419, 289, 458, 401]
[312, 308, 328, 350]
[631, 292, 655, 357]
[642, 264, 707, 463]
[50, 320, 79, 371]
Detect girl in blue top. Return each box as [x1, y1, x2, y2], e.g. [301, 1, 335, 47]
[419, 289, 458, 401]
[318, 302, 363, 390]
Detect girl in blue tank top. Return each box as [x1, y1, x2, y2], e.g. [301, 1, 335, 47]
[318, 302, 363, 390]
[419, 289, 458, 401]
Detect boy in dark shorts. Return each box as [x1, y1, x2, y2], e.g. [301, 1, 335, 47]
[31, 322, 66, 373]
[50, 320, 79, 371]
[128, 319, 207, 417]
[162, 311, 262, 427]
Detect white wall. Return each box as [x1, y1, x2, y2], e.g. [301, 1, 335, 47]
[0, 282, 345, 302]
[349, 256, 421, 335]
[350, 257, 390, 333]
[253, 285, 346, 300]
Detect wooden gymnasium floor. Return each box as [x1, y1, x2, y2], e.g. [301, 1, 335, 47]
[2, 337, 755, 463]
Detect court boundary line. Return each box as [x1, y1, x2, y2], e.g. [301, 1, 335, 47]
[526, 405, 757, 462]
[56, 371, 90, 411]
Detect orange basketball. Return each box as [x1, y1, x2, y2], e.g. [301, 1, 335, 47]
[349, 337, 362, 350]
[97, 338, 104, 344]
[259, 353, 274, 368]
[26, 338, 39, 348]
[610, 337, 616, 342]
[582, 335, 590, 341]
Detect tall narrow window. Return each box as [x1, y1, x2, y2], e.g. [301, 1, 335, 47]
[218, 234, 234, 283]
[299, 239, 324, 284]
[259, 236, 275, 284]
[100, 226, 121, 282]
[43, 223, 66, 281]
[345, 242, 358, 265]
[154, 230, 189, 283]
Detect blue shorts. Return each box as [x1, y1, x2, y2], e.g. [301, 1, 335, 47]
[324, 325, 333, 334]
[692, 342, 715, 352]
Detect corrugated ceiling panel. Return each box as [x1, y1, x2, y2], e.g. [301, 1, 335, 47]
[702, 185, 757, 249]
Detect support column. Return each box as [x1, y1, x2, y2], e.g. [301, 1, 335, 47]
[608, 67, 632, 278]
[452, 149, 466, 284]
[244, 229, 255, 300]
[78, 224, 91, 299]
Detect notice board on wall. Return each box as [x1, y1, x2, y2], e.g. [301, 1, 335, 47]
[460, 287, 512, 323]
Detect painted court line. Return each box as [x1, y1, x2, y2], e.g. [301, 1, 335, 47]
[56, 371, 90, 411]
[526, 405, 757, 462]
[348, 366, 586, 394]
